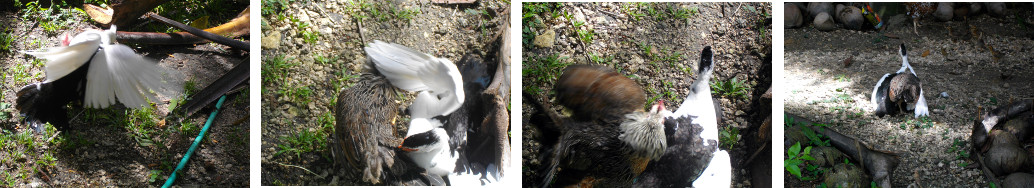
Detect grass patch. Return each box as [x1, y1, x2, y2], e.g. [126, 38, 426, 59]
[124, 105, 164, 147]
[262, 54, 297, 86]
[345, 0, 421, 23]
[947, 138, 969, 160]
[278, 83, 313, 105]
[275, 128, 328, 159]
[710, 77, 750, 100]
[0, 28, 15, 52]
[261, 0, 292, 17]
[522, 2, 562, 47]
[719, 126, 740, 150]
[522, 54, 569, 94]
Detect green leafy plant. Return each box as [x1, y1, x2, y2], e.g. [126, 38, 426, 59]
[275, 129, 328, 158]
[784, 142, 816, 180]
[711, 78, 750, 100]
[719, 126, 740, 150]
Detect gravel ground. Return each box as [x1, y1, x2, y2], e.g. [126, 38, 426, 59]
[521, 2, 772, 187]
[0, 3, 250, 187]
[784, 4, 1034, 187]
[259, 0, 509, 185]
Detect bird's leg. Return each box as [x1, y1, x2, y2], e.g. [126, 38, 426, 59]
[913, 19, 920, 36]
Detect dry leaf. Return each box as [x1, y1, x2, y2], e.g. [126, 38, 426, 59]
[921, 50, 930, 57]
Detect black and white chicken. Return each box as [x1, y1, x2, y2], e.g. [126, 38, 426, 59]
[871, 43, 930, 118]
[16, 26, 179, 131]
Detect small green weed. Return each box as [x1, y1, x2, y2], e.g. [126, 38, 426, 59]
[275, 129, 328, 158]
[262, 55, 297, 85]
[719, 126, 740, 150]
[711, 78, 750, 100]
[784, 142, 816, 180]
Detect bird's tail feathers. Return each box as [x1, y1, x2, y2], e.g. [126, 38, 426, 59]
[15, 83, 69, 132]
[913, 90, 930, 118]
[84, 44, 182, 109]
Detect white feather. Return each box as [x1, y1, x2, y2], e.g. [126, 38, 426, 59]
[404, 118, 455, 176]
[871, 73, 891, 112]
[83, 26, 168, 109]
[673, 52, 717, 147]
[691, 150, 731, 188]
[24, 26, 174, 109]
[365, 40, 464, 118]
[913, 89, 929, 118]
[21, 30, 103, 82]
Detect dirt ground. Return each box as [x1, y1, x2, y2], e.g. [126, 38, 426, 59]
[521, 2, 772, 187]
[259, 0, 509, 186]
[0, 3, 250, 188]
[784, 3, 1034, 187]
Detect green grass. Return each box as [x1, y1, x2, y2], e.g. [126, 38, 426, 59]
[261, 0, 293, 17]
[296, 22, 319, 44]
[262, 54, 297, 86]
[278, 83, 313, 104]
[344, 0, 421, 23]
[623, 3, 697, 23]
[275, 128, 328, 159]
[576, 28, 595, 44]
[522, 2, 562, 47]
[0, 28, 15, 52]
[0, 123, 63, 186]
[522, 54, 569, 94]
[124, 105, 164, 147]
[719, 126, 740, 150]
[313, 53, 339, 65]
[710, 77, 750, 100]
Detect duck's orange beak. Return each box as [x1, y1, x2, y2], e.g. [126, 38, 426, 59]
[398, 139, 418, 152]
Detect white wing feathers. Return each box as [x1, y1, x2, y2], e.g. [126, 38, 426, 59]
[85, 44, 166, 109]
[22, 26, 174, 109]
[21, 31, 103, 83]
[691, 150, 732, 188]
[365, 40, 464, 118]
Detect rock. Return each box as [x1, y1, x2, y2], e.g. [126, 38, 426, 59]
[838, 6, 863, 30]
[986, 3, 1005, 16]
[983, 130, 1030, 176]
[835, 4, 845, 22]
[935, 3, 953, 21]
[812, 146, 845, 167]
[262, 31, 281, 49]
[939, 92, 949, 98]
[814, 12, 836, 31]
[785, 3, 803, 28]
[1003, 173, 1034, 188]
[807, 2, 834, 21]
[823, 163, 870, 188]
[533, 30, 556, 48]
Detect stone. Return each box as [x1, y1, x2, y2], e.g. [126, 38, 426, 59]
[533, 30, 556, 48]
[838, 6, 863, 30]
[262, 31, 281, 49]
[785, 3, 803, 28]
[814, 12, 836, 31]
[935, 3, 953, 21]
